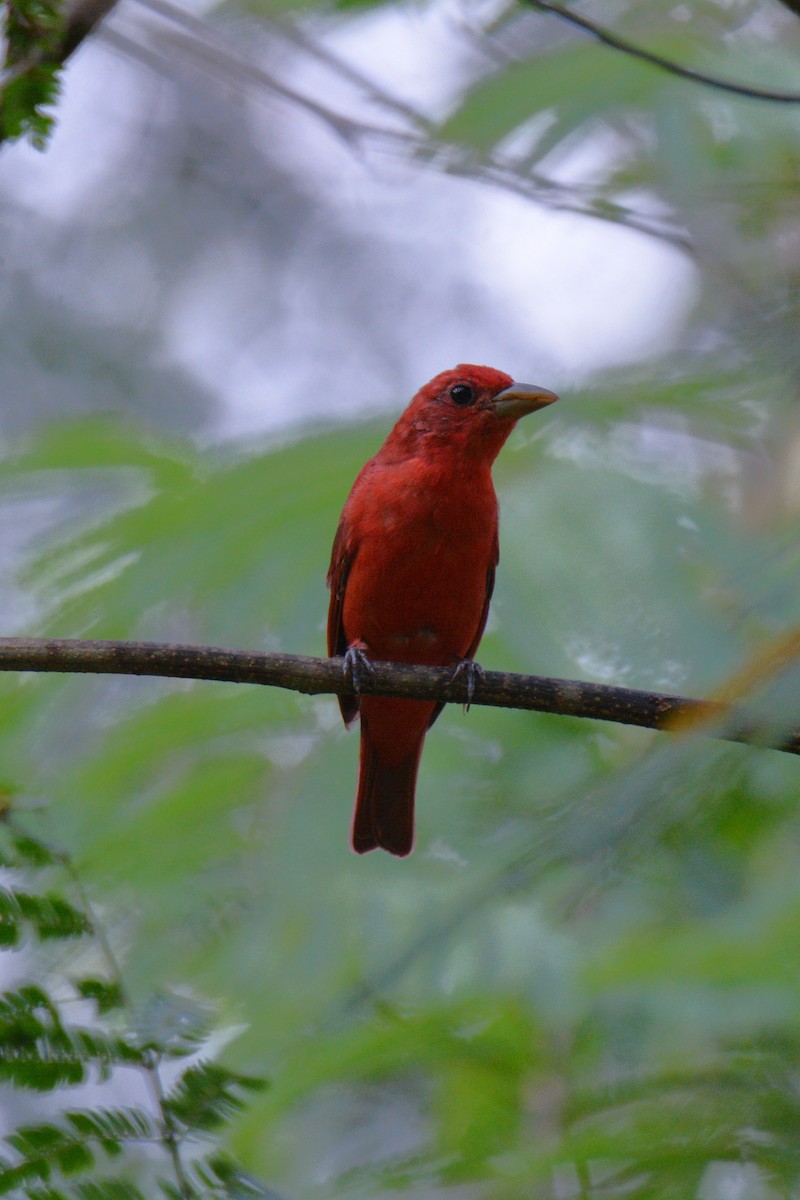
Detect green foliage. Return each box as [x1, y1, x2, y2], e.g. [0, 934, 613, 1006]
[440, 45, 654, 154]
[2, 394, 800, 1195]
[73, 980, 124, 1017]
[1, 1110, 141, 1191]
[165, 1063, 267, 1133]
[0, 0, 63, 146]
[4, 0, 800, 1191]
[0, 983, 140, 1090]
[0, 821, 269, 1199]
[0, 890, 91, 946]
[430, 0, 800, 270]
[0, 63, 60, 147]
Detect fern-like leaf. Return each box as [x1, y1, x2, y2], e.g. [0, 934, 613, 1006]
[9, 836, 60, 869]
[203, 1156, 282, 1199]
[64, 1110, 153, 1146]
[71, 1182, 148, 1200]
[19, 1176, 147, 1199]
[0, 890, 90, 946]
[164, 1061, 267, 1134]
[73, 981, 124, 1017]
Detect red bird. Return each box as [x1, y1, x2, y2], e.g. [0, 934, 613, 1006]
[327, 365, 558, 857]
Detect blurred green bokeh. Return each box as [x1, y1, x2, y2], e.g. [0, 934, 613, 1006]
[3, 0, 800, 1195]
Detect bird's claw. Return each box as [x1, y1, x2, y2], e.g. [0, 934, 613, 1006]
[343, 644, 374, 694]
[452, 658, 485, 712]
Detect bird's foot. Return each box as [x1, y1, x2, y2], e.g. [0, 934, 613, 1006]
[343, 642, 375, 694]
[452, 658, 485, 713]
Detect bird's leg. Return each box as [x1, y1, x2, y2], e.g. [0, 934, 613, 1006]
[343, 640, 375, 694]
[451, 657, 485, 713]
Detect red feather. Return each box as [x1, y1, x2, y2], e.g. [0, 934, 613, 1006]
[326, 364, 557, 856]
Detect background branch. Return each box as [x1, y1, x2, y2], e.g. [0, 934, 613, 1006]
[0, 0, 120, 144]
[527, 0, 800, 104]
[0, 0, 119, 83]
[0, 636, 796, 757]
[95, 0, 692, 253]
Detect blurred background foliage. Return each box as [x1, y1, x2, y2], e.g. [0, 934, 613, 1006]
[3, 0, 800, 1195]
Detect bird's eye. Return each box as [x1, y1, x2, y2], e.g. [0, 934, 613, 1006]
[449, 384, 474, 407]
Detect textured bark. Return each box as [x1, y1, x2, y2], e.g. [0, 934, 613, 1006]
[0, 636, 796, 756]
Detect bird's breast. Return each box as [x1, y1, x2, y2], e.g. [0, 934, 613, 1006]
[341, 463, 498, 665]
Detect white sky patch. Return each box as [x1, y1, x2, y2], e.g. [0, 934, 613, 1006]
[0, 39, 170, 219]
[470, 189, 697, 375]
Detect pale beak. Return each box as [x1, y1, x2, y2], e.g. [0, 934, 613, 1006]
[490, 382, 559, 419]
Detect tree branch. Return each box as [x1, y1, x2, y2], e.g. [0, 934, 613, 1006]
[98, 0, 692, 254]
[1, 0, 121, 144]
[526, 0, 800, 104]
[0, 636, 797, 757]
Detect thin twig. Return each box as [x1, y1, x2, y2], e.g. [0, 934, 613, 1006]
[66, 879, 195, 1200]
[96, 0, 692, 254]
[526, 0, 800, 104]
[141, 1048, 195, 1200]
[0, 636, 797, 757]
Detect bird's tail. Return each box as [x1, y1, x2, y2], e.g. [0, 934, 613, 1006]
[352, 719, 424, 857]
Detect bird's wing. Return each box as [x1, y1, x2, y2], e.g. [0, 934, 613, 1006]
[327, 517, 359, 727]
[465, 557, 498, 662]
[427, 531, 499, 729]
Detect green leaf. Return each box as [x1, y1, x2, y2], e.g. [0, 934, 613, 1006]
[0, 889, 91, 945]
[1, 1109, 154, 1195]
[64, 1110, 153, 1144]
[165, 1061, 267, 1133]
[440, 43, 653, 153]
[0, 985, 60, 1048]
[3, 1123, 95, 1191]
[0, 1001, 143, 1089]
[72, 1182, 148, 1200]
[15, 892, 91, 941]
[0, 1045, 86, 1091]
[331, 0, 388, 10]
[72, 1183, 148, 1200]
[73, 980, 124, 1016]
[11, 835, 61, 868]
[202, 1156, 277, 1198]
[0, 65, 61, 148]
[1, 0, 64, 146]
[157, 1183, 198, 1200]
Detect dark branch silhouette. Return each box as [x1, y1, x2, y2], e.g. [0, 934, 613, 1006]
[0, 0, 120, 91]
[1, 0, 121, 148]
[99, 0, 692, 254]
[0, 636, 797, 757]
[527, 0, 800, 104]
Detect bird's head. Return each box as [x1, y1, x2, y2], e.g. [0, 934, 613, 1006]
[389, 364, 558, 463]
